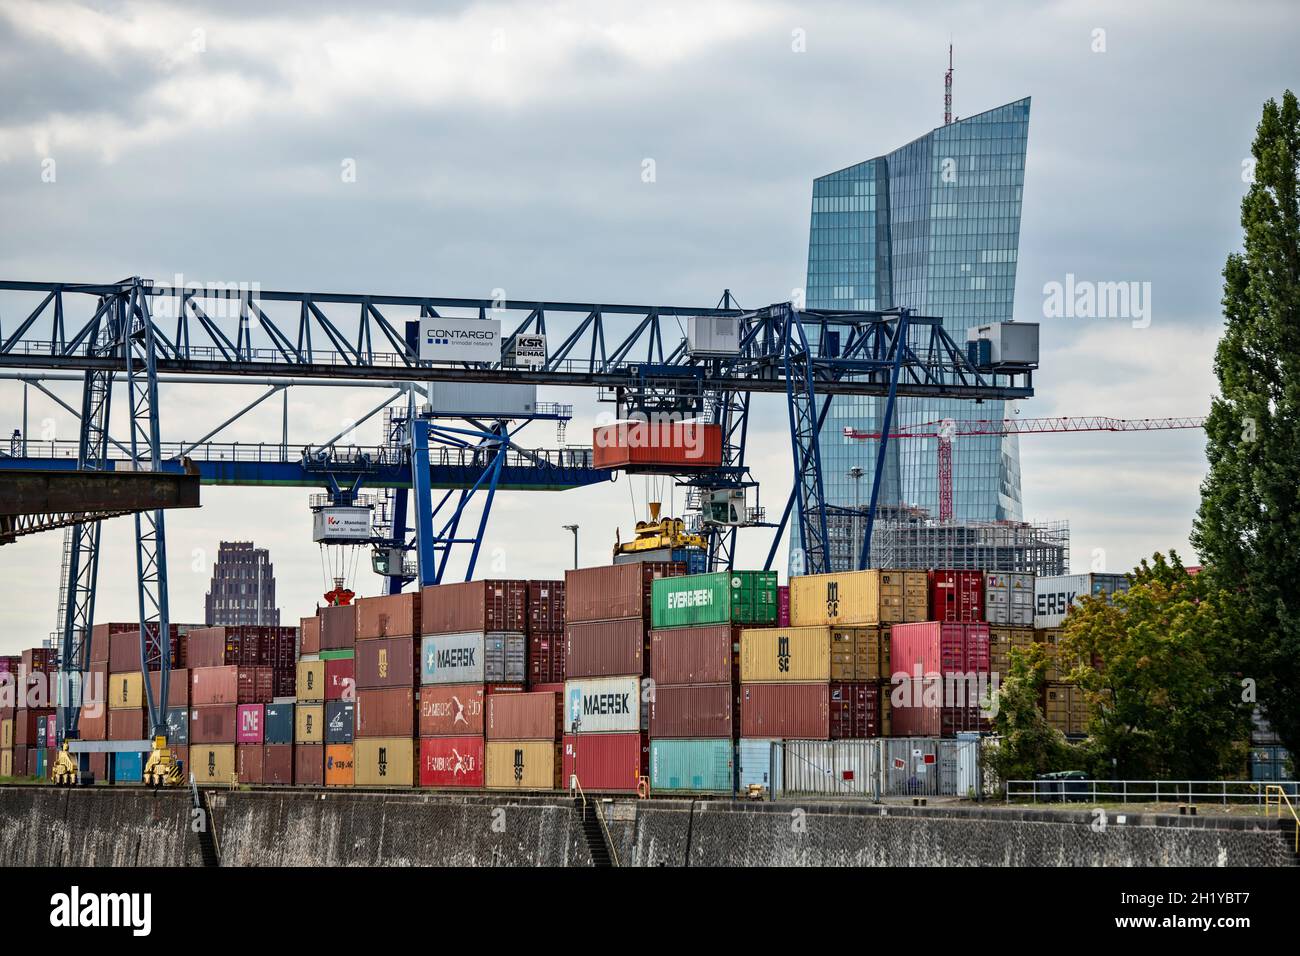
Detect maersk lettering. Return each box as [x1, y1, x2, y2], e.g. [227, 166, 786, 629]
[1036, 590, 1078, 617]
[667, 588, 715, 610]
[436, 647, 476, 669]
[582, 692, 630, 716]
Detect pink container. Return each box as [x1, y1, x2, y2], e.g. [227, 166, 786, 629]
[44, 714, 56, 748]
[890, 622, 991, 679]
[236, 703, 265, 744]
[777, 585, 791, 627]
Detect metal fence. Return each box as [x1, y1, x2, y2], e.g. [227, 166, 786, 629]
[763, 738, 982, 800]
[1005, 779, 1300, 805]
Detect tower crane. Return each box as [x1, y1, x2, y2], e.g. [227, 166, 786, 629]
[843, 415, 1207, 523]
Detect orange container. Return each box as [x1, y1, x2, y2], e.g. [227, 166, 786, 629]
[356, 593, 421, 640]
[300, 615, 321, 655]
[325, 744, 355, 786]
[592, 422, 722, 470]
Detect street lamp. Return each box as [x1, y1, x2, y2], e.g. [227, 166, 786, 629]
[563, 524, 579, 570]
[847, 467, 865, 565]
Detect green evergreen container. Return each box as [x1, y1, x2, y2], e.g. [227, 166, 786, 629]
[651, 571, 778, 628]
[650, 738, 735, 793]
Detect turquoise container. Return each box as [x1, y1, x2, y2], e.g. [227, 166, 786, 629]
[113, 751, 144, 784]
[34, 749, 45, 779]
[738, 738, 782, 792]
[649, 738, 734, 793]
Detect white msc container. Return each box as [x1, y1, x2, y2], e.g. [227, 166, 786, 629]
[686, 315, 741, 356]
[1033, 573, 1130, 628]
[563, 676, 641, 734]
[966, 322, 1039, 365]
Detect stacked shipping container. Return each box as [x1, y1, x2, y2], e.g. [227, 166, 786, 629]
[352, 592, 421, 787]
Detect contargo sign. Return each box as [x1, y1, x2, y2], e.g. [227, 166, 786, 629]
[418, 317, 502, 364]
[312, 507, 372, 542]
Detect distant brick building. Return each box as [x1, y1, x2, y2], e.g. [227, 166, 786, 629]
[204, 541, 280, 626]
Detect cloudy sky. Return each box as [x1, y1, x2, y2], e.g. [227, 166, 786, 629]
[0, 0, 1294, 652]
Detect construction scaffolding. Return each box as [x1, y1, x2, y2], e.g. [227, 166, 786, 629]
[827, 505, 1069, 574]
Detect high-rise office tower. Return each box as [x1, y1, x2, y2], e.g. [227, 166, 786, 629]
[204, 540, 280, 626]
[802, 97, 1031, 569]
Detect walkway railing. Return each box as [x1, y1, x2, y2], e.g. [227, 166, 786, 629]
[1005, 779, 1300, 805]
[570, 775, 619, 867]
[1265, 785, 1299, 852]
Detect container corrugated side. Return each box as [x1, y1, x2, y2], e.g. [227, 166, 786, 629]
[354, 687, 418, 738]
[356, 592, 421, 639]
[565, 619, 645, 678]
[486, 690, 559, 741]
[420, 580, 527, 635]
[419, 735, 485, 788]
[237, 743, 264, 784]
[108, 671, 143, 710]
[353, 737, 417, 787]
[649, 738, 734, 792]
[421, 632, 485, 685]
[650, 571, 777, 629]
[419, 683, 485, 736]
[740, 626, 831, 682]
[325, 744, 355, 786]
[485, 739, 560, 790]
[295, 703, 324, 743]
[355, 636, 418, 689]
[294, 743, 324, 786]
[650, 625, 737, 685]
[789, 570, 927, 627]
[739, 683, 829, 739]
[648, 683, 735, 738]
[563, 676, 641, 734]
[561, 732, 647, 793]
[263, 743, 293, 784]
[564, 562, 685, 624]
[190, 744, 236, 784]
[737, 738, 782, 792]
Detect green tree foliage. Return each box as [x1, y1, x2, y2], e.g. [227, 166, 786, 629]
[985, 643, 1079, 785]
[1060, 553, 1251, 779]
[1191, 90, 1300, 760]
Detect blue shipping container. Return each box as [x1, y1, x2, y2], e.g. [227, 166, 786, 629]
[165, 707, 189, 745]
[113, 751, 145, 784]
[35, 749, 45, 779]
[738, 738, 782, 792]
[650, 738, 734, 793]
[1250, 745, 1293, 783]
[326, 700, 354, 744]
[264, 703, 295, 745]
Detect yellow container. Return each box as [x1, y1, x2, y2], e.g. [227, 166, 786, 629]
[353, 737, 416, 787]
[297, 660, 325, 703]
[109, 672, 143, 710]
[1042, 682, 1089, 735]
[295, 703, 324, 743]
[829, 626, 882, 681]
[789, 570, 927, 626]
[485, 740, 559, 790]
[740, 626, 831, 682]
[190, 744, 236, 784]
[0, 719, 11, 750]
[989, 626, 1035, 675]
[0, 748, 11, 777]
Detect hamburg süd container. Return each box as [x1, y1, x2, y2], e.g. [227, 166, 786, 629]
[324, 657, 355, 700]
[325, 700, 354, 743]
[419, 735, 485, 788]
[355, 636, 418, 689]
[591, 421, 723, 471]
[740, 626, 831, 683]
[320, 604, 358, 650]
[263, 743, 293, 784]
[353, 736, 417, 787]
[294, 743, 324, 786]
[419, 683, 485, 736]
[563, 676, 641, 734]
[236, 703, 264, 744]
[649, 738, 734, 793]
[190, 743, 236, 783]
[420, 579, 527, 635]
[486, 690, 560, 741]
[354, 687, 418, 738]
[295, 703, 324, 743]
[739, 682, 830, 739]
[485, 739, 560, 790]
[421, 632, 485, 685]
[648, 683, 735, 739]
[325, 744, 354, 786]
[789, 570, 928, 627]
[565, 561, 686, 625]
[565, 619, 645, 679]
[649, 625, 737, 686]
[263, 702, 294, 745]
[1033, 573, 1131, 629]
[984, 572, 1035, 626]
[562, 732, 648, 793]
[650, 571, 778, 629]
[237, 742, 264, 784]
[928, 570, 985, 623]
[297, 659, 325, 702]
[356, 592, 421, 640]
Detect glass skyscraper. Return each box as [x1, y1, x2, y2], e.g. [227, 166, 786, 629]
[802, 98, 1031, 569]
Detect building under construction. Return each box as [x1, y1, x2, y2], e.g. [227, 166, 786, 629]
[827, 505, 1068, 575]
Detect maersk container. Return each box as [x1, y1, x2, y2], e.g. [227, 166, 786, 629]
[421, 632, 485, 685]
[738, 738, 782, 792]
[1033, 573, 1131, 628]
[650, 738, 735, 793]
[984, 572, 1035, 626]
[650, 571, 778, 629]
[564, 676, 641, 734]
[111, 750, 144, 784]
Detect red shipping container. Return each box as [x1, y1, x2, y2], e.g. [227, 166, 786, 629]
[355, 636, 418, 689]
[12, 747, 27, 776]
[301, 615, 321, 655]
[740, 683, 830, 739]
[928, 570, 985, 623]
[356, 592, 422, 640]
[295, 743, 324, 786]
[237, 743, 264, 784]
[777, 585, 791, 627]
[650, 625, 738, 685]
[648, 683, 735, 738]
[419, 684, 485, 736]
[419, 735, 485, 788]
[91, 623, 136, 663]
[263, 743, 293, 784]
[148, 668, 189, 709]
[354, 687, 418, 738]
[21, 648, 55, 673]
[325, 658, 356, 699]
[87, 751, 108, 782]
[78, 707, 107, 741]
[273, 670, 296, 699]
[591, 421, 723, 471]
[565, 619, 646, 678]
[527, 580, 566, 632]
[190, 704, 237, 743]
[890, 678, 981, 737]
[14, 708, 53, 746]
[108, 631, 140, 673]
[320, 604, 357, 650]
[565, 562, 685, 624]
[420, 580, 528, 635]
[184, 628, 237, 668]
[108, 708, 145, 741]
[562, 732, 648, 793]
[237, 704, 264, 743]
[891, 622, 991, 679]
[189, 665, 273, 705]
[528, 630, 566, 685]
[486, 691, 559, 741]
[44, 713, 55, 748]
[829, 682, 880, 739]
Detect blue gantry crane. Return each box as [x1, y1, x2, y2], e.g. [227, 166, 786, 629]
[0, 277, 1037, 783]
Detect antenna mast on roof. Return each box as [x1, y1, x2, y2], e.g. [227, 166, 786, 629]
[944, 44, 954, 125]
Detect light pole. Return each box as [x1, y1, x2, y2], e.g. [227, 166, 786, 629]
[563, 524, 579, 570]
[847, 466, 865, 567]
